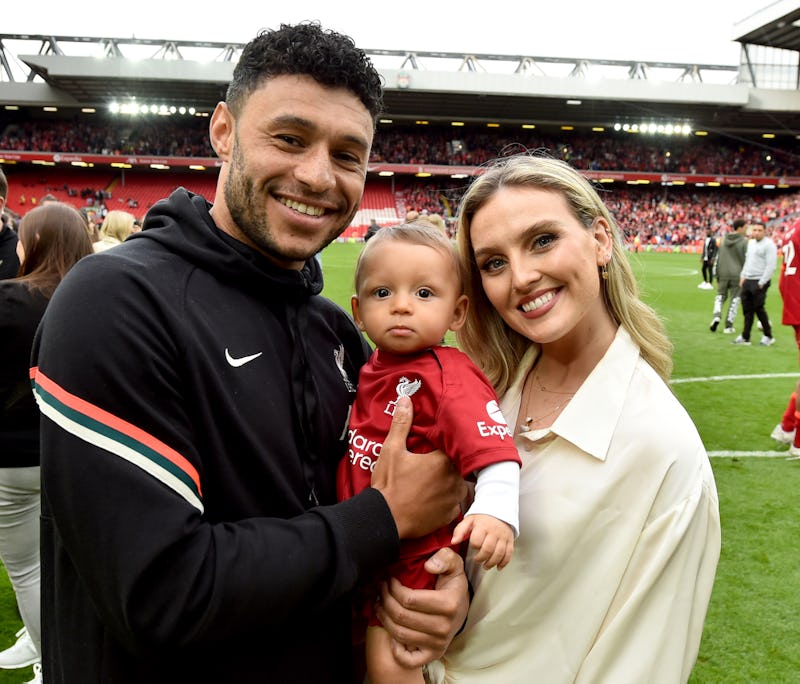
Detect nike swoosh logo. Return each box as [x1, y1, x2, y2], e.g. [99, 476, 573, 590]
[225, 348, 263, 367]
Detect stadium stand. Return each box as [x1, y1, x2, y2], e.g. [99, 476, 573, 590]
[1, 16, 800, 243]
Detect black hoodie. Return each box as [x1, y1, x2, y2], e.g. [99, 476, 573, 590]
[32, 189, 397, 682]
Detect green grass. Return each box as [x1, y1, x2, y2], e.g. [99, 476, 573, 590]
[0, 245, 793, 682]
[318, 242, 800, 684]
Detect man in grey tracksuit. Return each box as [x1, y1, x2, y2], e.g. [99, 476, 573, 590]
[710, 218, 748, 334]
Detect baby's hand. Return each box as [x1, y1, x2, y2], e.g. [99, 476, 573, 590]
[451, 513, 514, 570]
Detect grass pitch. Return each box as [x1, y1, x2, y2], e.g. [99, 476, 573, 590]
[0, 245, 794, 683]
[320, 243, 800, 684]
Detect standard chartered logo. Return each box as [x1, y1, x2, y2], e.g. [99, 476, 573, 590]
[346, 427, 382, 472]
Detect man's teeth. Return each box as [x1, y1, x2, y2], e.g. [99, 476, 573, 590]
[521, 291, 555, 312]
[278, 197, 325, 216]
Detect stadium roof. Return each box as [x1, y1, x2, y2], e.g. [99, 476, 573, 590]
[1, 9, 800, 136]
[734, 1, 800, 53]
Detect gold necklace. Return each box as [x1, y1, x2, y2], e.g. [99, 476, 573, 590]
[532, 373, 578, 395]
[517, 367, 576, 433]
[519, 398, 575, 432]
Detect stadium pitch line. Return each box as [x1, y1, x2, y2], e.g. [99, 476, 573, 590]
[670, 372, 797, 385]
[707, 450, 788, 458]
[671, 372, 799, 458]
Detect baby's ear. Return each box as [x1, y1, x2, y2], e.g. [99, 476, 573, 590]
[449, 294, 469, 332]
[351, 295, 365, 331]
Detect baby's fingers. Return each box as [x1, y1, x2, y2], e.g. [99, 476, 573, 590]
[451, 517, 474, 545]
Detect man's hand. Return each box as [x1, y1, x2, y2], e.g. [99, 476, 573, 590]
[371, 396, 466, 539]
[375, 548, 469, 668]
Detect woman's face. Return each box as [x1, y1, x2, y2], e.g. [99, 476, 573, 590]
[468, 185, 613, 345]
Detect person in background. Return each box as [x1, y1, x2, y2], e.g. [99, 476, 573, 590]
[699, 227, 717, 290]
[417, 212, 448, 234]
[30, 23, 468, 684]
[0, 202, 93, 684]
[710, 218, 748, 334]
[0, 168, 20, 280]
[93, 209, 136, 252]
[419, 154, 720, 684]
[770, 217, 800, 456]
[78, 207, 101, 243]
[364, 217, 382, 241]
[340, 222, 520, 683]
[733, 221, 777, 346]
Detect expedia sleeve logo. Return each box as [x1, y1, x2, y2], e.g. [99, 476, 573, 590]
[477, 400, 513, 440]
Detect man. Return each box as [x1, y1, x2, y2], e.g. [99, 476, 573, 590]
[698, 228, 717, 289]
[0, 168, 20, 280]
[733, 221, 778, 346]
[31, 23, 467, 683]
[710, 218, 747, 334]
[770, 217, 800, 456]
[364, 217, 382, 241]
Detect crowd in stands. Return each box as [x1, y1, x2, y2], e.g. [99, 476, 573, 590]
[2, 116, 799, 177]
[0, 117, 212, 158]
[396, 181, 800, 249]
[2, 115, 800, 247]
[370, 127, 799, 176]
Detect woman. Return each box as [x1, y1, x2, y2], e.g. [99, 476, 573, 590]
[0, 202, 93, 684]
[93, 209, 135, 252]
[428, 155, 721, 683]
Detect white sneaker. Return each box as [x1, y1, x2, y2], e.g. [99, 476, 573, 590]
[0, 627, 39, 669]
[23, 663, 42, 684]
[732, 336, 751, 346]
[787, 444, 800, 460]
[771, 424, 795, 444]
[723, 326, 735, 334]
[760, 336, 775, 346]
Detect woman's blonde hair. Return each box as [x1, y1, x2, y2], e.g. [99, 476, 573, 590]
[455, 154, 673, 395]
[100, 210, 136, 243]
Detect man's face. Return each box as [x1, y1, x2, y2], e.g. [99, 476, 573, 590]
[750, 224, 765, 241]
[209, 74, 374, 269]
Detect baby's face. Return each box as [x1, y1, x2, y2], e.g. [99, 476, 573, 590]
[352, 240, 466, 354]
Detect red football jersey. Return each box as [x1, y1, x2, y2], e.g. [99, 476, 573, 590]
[780, 220, 800, 325]
[338, 345, 520, 598]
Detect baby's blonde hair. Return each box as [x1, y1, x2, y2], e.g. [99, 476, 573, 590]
[354, 221, 464, 294]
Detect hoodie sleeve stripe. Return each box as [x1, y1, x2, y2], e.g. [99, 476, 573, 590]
[30, 367, 204, 512]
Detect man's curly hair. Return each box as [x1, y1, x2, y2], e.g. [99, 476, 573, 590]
[226, 22, 384, 125]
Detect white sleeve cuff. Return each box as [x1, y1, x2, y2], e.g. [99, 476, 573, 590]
[464, 460, 520, 537]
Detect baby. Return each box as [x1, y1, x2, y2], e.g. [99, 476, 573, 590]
[337, 222, 521, 684]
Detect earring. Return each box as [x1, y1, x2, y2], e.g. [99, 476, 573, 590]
[601, 264, 609, 280]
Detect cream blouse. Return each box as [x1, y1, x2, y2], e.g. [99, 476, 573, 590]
[428, 326, 721, 684]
